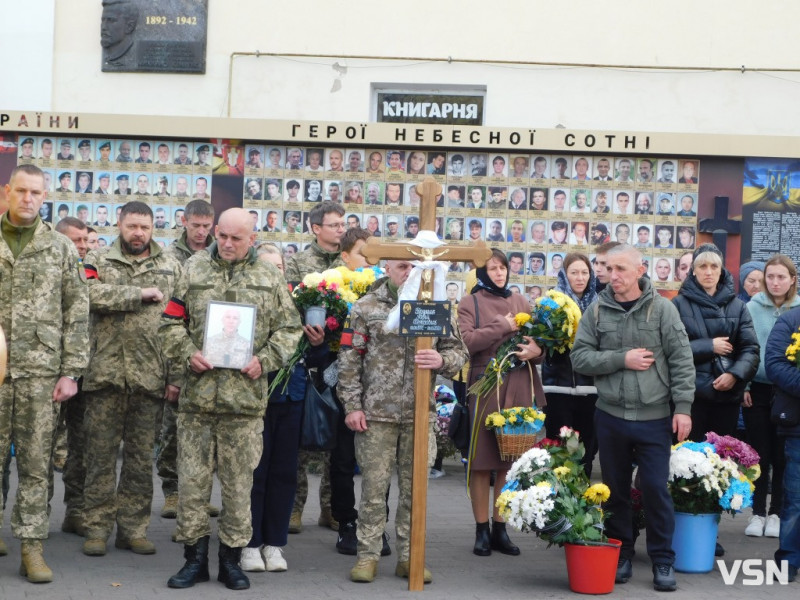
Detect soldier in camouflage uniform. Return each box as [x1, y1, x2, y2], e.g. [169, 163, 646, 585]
[81, 201, 182, 557]
[0, 164, 89, 583]
[52, 217, 90, 538]
[160, 208, 302, 590]
[284, 201, 346, 533]
[158, 199, 215, 519]
[338, 260, 468, 583]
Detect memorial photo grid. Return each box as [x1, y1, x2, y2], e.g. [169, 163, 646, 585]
[18, 137, 700, 298]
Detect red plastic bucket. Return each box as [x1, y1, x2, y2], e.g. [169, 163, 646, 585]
[564, 538, 622, 595]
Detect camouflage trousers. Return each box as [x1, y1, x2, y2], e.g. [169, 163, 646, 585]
[62, 390, 87, 519]
[0, 376, 60, 540]
[293, 449, 331, 514]
[82, 388, 161, 540]
[156, 400, 179, 497]
[354, 420, 433, 561]
[53, 403, 68, 467]
[176, 412, 263, 547]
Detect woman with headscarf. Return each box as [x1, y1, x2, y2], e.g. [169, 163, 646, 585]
[541, 252, 598, 475]
[457, 249, 544, 557]
[738, 260, 766, 303]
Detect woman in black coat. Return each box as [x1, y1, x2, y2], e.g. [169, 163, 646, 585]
[672, 244, 760, 442]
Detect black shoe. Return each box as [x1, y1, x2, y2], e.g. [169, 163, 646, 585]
[615, 558, 632, 584]
[490, 520, 520, 556]
[336, 521, 358, 556]
[787, 565, 797, 583]
[715, 542, 725, 557]
[652, 563, 677, 592]
[167, 536, 210, 589]
[381, 531, 391, 557]
[217, 543, 250, 591]
[473, 522, 491, 556]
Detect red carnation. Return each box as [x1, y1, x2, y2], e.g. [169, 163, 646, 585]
[326, 316, 339, 330]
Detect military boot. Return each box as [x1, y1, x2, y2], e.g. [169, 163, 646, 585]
[350, 557, 378, 583]
[318, 506, 339, 531]
[160, 494, 179, 519]
[288, 510, 302, 533]
[115, 536, 156, 554]
[19, 540, 53, 583]
[395, 560, 433, 584]
[168, 535, 210, 589]
[61, 515, 86, 537]
[217, 543, 249, 590]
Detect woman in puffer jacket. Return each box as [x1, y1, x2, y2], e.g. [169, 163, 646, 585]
[672, 243, 760, 442]
[542, 252, 598, 476]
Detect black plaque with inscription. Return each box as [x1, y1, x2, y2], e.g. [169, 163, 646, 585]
[399, 301, 452, 337]
[101, 0, 208, 74]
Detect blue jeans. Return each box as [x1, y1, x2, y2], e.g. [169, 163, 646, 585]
[776, 437, 800, 569]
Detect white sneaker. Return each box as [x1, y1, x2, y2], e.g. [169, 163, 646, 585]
[240, 546, 266, 572]
[764, 514, 781, 538]
[745, 515, 765, 537]
[262, 545, 287, 572]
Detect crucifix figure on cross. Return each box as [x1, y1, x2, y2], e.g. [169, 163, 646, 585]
[358, 177, 491, 590]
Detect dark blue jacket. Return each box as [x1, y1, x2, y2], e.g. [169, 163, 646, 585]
[765, 306, 800, 437]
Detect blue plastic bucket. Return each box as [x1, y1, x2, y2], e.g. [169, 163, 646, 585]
[672, 512, 719, 573]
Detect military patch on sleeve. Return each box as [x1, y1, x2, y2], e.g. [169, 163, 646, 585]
[83, 263, 98, 280]
[339, 316, 354, 348]
[77, 260, 87, 283]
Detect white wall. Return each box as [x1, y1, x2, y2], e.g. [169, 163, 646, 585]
[3, 0, 800, 137]
[0, 0, 55, 110]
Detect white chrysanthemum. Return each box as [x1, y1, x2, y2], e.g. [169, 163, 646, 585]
[669, 447, 713, 480]
[504, 485, 555, 532]
[506, 448, 551, 483]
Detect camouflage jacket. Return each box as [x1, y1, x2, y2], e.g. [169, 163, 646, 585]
[83, 239, 182, 396]
[338, 278, 468, 423]
[159, 243, 302, 416]
[0, 219, 89, 380]
[284, 240, 344, 283]
[163, 230, 214, 265]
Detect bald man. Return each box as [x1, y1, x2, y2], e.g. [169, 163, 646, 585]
[160, 208, 302, 590]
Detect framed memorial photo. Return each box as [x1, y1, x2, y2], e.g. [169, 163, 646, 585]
[202, 301, 257, 370]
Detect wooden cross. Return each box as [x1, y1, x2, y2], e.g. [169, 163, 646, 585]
[361, 177, 491, 591]
[699, 195, 741, 259]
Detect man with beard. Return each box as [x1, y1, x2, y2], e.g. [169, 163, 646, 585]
[81, 201, 182, 559]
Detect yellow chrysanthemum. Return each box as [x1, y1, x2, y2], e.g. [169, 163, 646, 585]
[553, 466, 570, 479]
[535, 481, 553, 490]
[320, 269, 344, 287]
[514, 313, 532, 327]
[333, 266, 354, 284]
[583, 483, 611, 504]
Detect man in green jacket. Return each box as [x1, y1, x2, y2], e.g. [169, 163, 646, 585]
[82, 201, 183, 558]
[571, 244, 694, 592]
[159, 199, 215, 520]
[160, 208, 302, 590]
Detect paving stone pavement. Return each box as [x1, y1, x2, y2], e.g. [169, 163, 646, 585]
[0, 456, 797, 599]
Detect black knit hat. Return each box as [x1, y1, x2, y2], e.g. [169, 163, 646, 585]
[692, 242, 723, 263]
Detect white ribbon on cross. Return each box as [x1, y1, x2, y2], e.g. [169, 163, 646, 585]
[385, 231, 451, 333]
